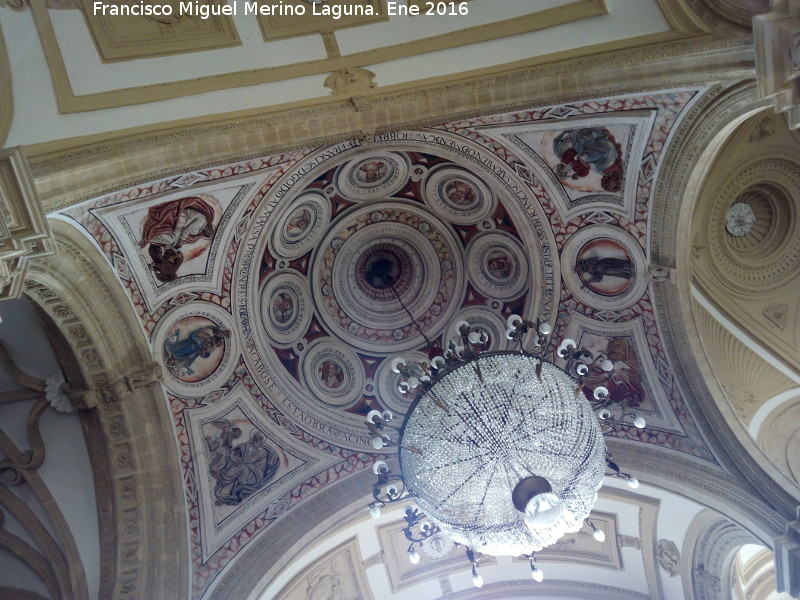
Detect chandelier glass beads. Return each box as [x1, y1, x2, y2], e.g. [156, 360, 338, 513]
[399, 352, 606, 556]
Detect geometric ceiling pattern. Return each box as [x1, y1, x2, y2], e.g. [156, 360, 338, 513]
[59, 87, 720, 598]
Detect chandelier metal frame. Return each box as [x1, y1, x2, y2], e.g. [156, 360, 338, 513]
[364, 296, 644, 586]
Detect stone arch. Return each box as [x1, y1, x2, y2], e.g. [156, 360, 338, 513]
[681, 509, 758, 600]
[649, 79, 799, 533]
[757, 394, 800, 486]
[22, 219, 189, 600]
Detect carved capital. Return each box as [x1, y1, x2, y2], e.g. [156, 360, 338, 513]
[0, 148, 56, 300]
[753, 5, 800, 129]
[123, 361, 163, 391]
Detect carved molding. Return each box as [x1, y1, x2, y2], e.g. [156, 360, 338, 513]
[0, 148, 56, 300]
[690, 294, 795, 424]
[774, 512, 800, 597]
[22, 220, 188, 600]
[77, 0, 241, 62]
[682, 509, 757, 600]
[25, 34, 757, 212]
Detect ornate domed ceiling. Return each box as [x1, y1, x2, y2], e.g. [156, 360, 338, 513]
[60, 88, 719, 598]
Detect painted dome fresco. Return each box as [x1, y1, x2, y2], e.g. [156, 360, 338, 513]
[62, 90, 718, 597]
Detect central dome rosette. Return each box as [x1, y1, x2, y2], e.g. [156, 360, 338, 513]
[311, 202, 465, 353]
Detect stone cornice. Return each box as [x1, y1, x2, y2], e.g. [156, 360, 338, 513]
[26, 35, 754, 213]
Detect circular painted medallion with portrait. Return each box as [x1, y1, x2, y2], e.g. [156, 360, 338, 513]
[466, 232, 529, 299]
[334, 152, 411, 201]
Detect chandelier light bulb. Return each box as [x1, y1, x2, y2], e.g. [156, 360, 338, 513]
[455, 320, 470, 334]
[594, 386, 609, 401]
[576, 363, 589, 376]
[538, 322, 552, 336]
[593, 528, 606, 542]
[390, 357, 407, 373]
[506, 314, 522, 328]
[408, 549, 420, 564]
[407, 377, 419, 389]
[371, 436, 384, 450]
[531, 567, 544, 582]
[600, 359, 614, 372]
[369, 505, 381, 519]
[472, 573, 484, 588]
[431, 356, 445, 369]
[468, 331, 481, 344]
[505, 328, 516, 340]
[524, 491, 563, 527]
[398, 381, 410, 393]
[372, 460, 388, 475]
[627, 477, 640, 489]
[633, 416, 646, 429]
[382, 410, 394, 422]
[598, 408, 611, 420]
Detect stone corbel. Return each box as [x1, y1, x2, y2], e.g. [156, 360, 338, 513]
[0, 148, 56, 300]
[774, 509, 800, 597]
[123, 360, 163, 391]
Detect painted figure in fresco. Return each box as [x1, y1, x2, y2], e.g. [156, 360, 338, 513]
[285, 208, 311, 238]
[553, 127, 624, 193]
[319, 360, 344, 389]
[205, 419, 243, 480]
[358, 160, 387, 183]
[213, 429, 280, 506]
[164, 325, 229, 377]
[584, 337, 645, 408]
[445, 179, 476, 205]
[140, 196, 216, 282]
[575, 256, 633, 282]
[487, 252, 513, 279]
[271, 292, 294, 324]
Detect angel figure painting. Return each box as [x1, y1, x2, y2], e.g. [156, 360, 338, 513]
[553, 127, 624, 193]
[204, 421, 281, 507]
[139, 196, 218, 282]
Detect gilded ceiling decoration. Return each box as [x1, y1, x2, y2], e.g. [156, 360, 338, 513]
[59, 88, 718, 598]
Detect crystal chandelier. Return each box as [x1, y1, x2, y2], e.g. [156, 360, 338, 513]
[365, 314, 644, 586]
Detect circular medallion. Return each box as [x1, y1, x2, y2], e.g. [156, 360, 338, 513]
[260, 272, 312, 346]
[153, 303, 236, 395]
[561, 225, 646, 310]
[272, 190, 331, 258]
[312, 202, 464, 353]
[725, 202, 756, 237]
[466, 232, 529, 299]
[423, 166, 496, 224]
[334, 152, 411, 201]
[301, 341, 364, 407]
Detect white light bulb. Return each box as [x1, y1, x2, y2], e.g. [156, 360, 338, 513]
[594, 386, 609, 401]
[472, 573, 484, 588]
[601, 359, 614, 372]
[576, 364, 589, 376]
[531, 567, 544, 582]
[454, 320, 470, 335]
[598, 409, 611, 420]
[390, 357, 406, 373]
[538, 322, 552, 336]
[506, 314, 522, 328]
[627, 477, 640, 489]
[369, 505, 381, 519]
[633, 416, 646, 429]
[382, 410, 393, 422]
[371, 436, 384, 449]
[372, 460, 388, 475]
[593, 528, 606, 542]
[408, 549, 420, 564]
[407, 377, 419, 389]
[505, 328, 516, 340]
[468, 332, 481, 344]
